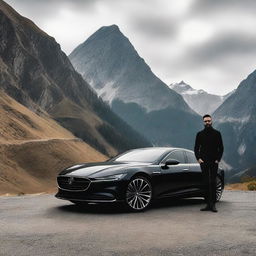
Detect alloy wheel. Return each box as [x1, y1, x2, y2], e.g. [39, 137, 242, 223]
[126, 177, 152, 211]
[216, 176, 223, 202]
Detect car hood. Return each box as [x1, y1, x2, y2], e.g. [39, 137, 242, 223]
[58, 161, 148, 178]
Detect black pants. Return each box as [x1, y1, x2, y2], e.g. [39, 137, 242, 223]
[200, 161, 218, 206]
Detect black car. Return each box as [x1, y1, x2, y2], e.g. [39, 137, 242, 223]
[55, 147, 224, 211]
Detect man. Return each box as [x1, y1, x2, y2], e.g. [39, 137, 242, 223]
[194, 114, 224, 212]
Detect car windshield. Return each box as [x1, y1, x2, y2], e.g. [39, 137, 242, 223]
[112, 148, 169, 163]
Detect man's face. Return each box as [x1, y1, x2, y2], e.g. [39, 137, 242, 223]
[203, 117, 212, 128]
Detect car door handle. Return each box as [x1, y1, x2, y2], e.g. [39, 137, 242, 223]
[153, 171, 161, 174]
[182, 169, 189, 171]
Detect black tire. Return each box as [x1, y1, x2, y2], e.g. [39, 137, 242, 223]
[203, 176, 224, 203]
[215, 175, 224, 202]
[125, 176, 153, 212]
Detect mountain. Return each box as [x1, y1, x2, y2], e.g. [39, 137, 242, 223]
[213, 69, 256, 171]
[228, 165, 256, 183]
[69, 25, 201, 149]
[0, 90, 107, 195]
[223, 90, 235, 101]
[169, 81, 234, 115]
[0, 0, 151, 156]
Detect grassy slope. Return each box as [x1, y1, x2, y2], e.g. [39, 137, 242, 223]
[0, 91, 107, 195]
[225, 181, 256, 191]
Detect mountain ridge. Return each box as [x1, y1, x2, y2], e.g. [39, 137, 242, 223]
[0, 1, 151, 156]
[213, 69, 256, 171]
[0, 90, 107, 195]
[169, 81, 234, 115]
[69, 24, 195, 114]
[69, 24, 201, 149]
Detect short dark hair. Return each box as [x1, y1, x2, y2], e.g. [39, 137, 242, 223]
[203, 114, 211, 119]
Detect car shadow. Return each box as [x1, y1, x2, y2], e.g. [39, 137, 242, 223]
[56, 203, 128, 215]
[54, 197, 208, 215]
[152, 197, 204, 210]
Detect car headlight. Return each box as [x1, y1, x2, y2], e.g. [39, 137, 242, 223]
[66, 164, 84, 170]
[93, 174, 126, 181]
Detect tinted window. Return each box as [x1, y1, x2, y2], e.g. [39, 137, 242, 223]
[113, 148, 168, 163]
[164, 150, 185, 163]
[186, 151, 198, 164]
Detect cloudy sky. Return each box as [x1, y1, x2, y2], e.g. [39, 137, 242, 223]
[5, 0, 256, 95]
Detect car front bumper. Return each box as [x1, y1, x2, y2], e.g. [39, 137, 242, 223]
[55, 178, 127, 203]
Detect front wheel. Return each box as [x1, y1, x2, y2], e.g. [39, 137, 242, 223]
[125, 176, 153, 212]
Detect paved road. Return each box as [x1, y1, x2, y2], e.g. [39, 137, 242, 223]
[1, 137, 82, 145]
[0, 191, 255, 256]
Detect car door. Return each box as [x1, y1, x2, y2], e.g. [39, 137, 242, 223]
[185, 150, 203, 190]
[155, 150, 190, 198]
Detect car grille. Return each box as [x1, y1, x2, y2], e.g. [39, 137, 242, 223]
[57, 176, 91, 191]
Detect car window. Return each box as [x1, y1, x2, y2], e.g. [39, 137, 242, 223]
[113, 148, 169, 163]
[186, 151, 198, 164]
[163, 150, 186, 163]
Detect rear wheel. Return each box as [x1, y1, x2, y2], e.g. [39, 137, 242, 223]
[125, 176, 152, 212]
[216, 176, 224, 202]
[203, 176, 224, 203]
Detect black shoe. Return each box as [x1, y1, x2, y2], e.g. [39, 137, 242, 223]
[200, 206, 211, 211]
[211, 205, 218, 212]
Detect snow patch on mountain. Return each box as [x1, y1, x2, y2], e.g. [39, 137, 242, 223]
[216, 116, 250, 124]
[219, 160, 233, 171]
[97, 81, 119, 104]
[169, 81, 230, 115]
[185, 89, 205, 95]
[238, 143, 246, 156]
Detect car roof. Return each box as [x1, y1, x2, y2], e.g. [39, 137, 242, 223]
[127, 147, 194, 164]
[110, 147, 194, 164]
[131, 146, 193, 152]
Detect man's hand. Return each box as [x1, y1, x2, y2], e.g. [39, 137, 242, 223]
[215, 160, 219, 164]
[198, 158, 204, 164]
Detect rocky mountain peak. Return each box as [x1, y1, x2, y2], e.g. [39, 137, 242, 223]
[70, 24, 133, 60]
[214, 69, 256, 121]
[169, 81, 229, 115]
[69, 25, 201, 149]
[98, 24, 120, 33]
[169, 81, 193, 93]
[0, 0, 51, 38]
[69, 25, 194, 113]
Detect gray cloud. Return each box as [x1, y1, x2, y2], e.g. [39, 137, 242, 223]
[177, 33, 256, 69]
[63, 0, 119, 13]
[190, 0, 256, 15]
[130, 15, 177, 39]
[5, 0, 256, 95]
[6, 0, 102, 20]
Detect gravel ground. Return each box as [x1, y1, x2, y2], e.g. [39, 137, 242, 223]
[0, 190, 255, 256]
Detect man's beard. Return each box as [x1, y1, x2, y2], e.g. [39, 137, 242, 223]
[204, 123, 212, 128]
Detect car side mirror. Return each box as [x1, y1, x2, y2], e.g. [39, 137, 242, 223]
[161, 159, 180, 169]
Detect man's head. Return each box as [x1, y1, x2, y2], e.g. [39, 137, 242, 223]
[203, 114, 212, 128]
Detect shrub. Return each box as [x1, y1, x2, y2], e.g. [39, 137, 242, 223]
[247, 182, 256, 191]
[241, 175, 256, 182]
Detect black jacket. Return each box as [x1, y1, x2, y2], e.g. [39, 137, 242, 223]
[194, 127, 224, 162]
